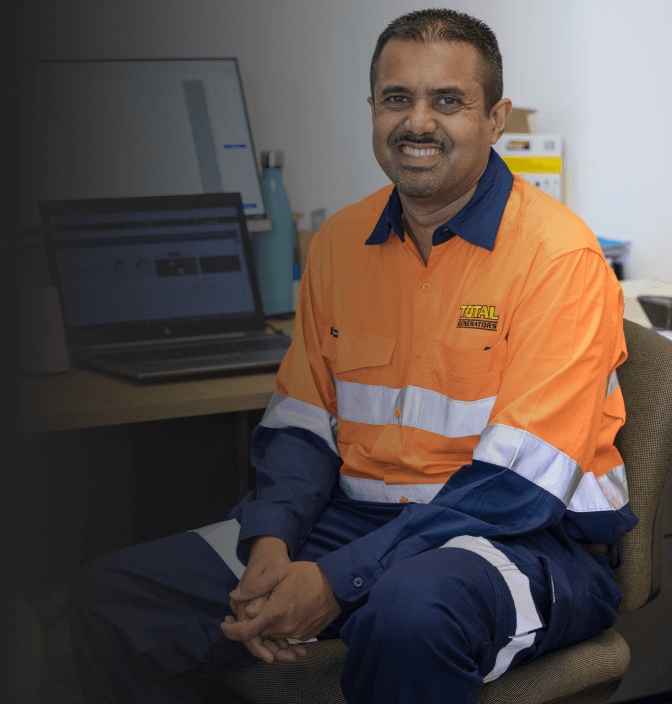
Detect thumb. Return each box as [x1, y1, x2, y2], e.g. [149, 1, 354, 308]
[230, 568, 284, 602]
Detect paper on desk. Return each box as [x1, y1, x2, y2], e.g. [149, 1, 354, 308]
[620, 278, 672, 329]
[623, 298, 652, 328]
[620, 278, 672, 295]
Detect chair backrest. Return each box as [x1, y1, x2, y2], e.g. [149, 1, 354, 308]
[613, 319, 672, 613]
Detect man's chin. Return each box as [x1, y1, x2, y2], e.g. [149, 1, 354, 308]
[395, 181, 442, 198]
[390, 165, 443, 198]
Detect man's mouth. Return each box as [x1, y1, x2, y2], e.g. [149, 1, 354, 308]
[398, 145, 443, 157]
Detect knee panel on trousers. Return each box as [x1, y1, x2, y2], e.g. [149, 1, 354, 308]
[347, 547, 514, 672]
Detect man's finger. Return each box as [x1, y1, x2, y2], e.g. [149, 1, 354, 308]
[225, 609, 299, 663]
[288, 642, 309, 658]
[241, 635, 276, 664]
[245, 595, 268, 617]
[229, 598, 245, 619]
[261, 639, 299, 662]
[221, 610, 274, 642]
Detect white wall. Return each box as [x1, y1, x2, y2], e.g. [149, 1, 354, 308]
[497, 0, 672, 282]
[23, 0, 672, 280]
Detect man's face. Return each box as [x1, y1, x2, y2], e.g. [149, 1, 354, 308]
[368, 39, 496, 204]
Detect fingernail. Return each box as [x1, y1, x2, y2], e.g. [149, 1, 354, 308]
[229, 588, 241, 599]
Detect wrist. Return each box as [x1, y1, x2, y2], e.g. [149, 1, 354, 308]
[249, 535, 289, 562]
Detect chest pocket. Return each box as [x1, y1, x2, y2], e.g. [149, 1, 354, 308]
[420, 337, 508, 404]
[321, 329, 396, 378]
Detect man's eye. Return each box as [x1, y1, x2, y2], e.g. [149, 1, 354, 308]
[437, 97, 458, 106]
[386, 96, 410, 104]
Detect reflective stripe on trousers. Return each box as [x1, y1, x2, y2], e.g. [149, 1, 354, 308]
[441, 535, 544, 682]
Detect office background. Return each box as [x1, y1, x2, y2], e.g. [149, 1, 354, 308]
[10, 2, 672, 702]
[22, 0, 672, 283]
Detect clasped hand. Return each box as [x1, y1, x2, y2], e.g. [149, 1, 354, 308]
[220, 539, 341, 664]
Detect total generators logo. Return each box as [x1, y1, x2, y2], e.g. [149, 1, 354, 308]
[457, 305, 499, 331]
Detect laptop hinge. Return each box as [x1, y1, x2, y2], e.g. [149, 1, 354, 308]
[74, 331, 260, 353]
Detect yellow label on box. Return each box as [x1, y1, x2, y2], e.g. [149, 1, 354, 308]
[502, 156, 562, 173]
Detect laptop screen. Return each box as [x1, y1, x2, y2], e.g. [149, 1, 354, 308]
[42, 193, 268, 348]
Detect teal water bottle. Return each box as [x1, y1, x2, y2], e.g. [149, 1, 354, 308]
[254, 150, 294, 317]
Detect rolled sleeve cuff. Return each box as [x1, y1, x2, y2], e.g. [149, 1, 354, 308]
[236, 503, 302, 564]
[317, 539, 384, 614]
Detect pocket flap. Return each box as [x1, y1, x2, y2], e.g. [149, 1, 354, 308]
[435, 337, 508, 377]
[322, 329, 395, 374]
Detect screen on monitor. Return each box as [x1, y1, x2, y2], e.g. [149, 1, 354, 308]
[20, 58, 271, 232]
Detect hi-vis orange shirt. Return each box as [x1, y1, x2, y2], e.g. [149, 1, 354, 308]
[235, 149, 637, 608]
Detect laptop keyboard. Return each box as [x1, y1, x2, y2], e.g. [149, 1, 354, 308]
[91, 336, 290, 364]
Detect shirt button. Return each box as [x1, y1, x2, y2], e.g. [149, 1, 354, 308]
[422, 283, 431, 292]
[394, 407, 401, 418]
[353, 577, 364, 588]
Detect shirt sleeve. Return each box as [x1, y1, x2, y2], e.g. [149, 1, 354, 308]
[229, 229, 343, 564]
[317, 248, 638, 613]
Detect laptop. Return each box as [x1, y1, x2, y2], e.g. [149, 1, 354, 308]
[41, 192, 292, 382]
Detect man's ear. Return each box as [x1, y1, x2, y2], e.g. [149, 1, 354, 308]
[367, 95, 376, 120]
[489, 98, 512, 145]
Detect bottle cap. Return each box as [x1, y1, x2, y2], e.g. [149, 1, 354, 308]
[261, 150, 284, 169]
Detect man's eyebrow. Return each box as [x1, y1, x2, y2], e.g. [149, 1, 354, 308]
[379, 85, 467, 98]
[379, 85, 413, 97]
[427, 85, 466, 97]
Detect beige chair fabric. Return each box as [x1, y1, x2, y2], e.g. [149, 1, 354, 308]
[476, 628, 629, 704]
[613, 320, 672, 612]
[225, 639, 348, 704]
[224, 629, 629, 704]
[223, 320, 672, 704]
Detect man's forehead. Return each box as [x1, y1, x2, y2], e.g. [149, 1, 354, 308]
[375, 39, 482, 95]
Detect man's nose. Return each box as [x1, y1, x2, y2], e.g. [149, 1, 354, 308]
[405, 100, 437, 134]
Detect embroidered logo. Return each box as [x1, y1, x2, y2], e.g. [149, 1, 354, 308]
[457, 305, 499, 331]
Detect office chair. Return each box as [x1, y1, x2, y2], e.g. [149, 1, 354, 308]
[222, 319, 672, 704]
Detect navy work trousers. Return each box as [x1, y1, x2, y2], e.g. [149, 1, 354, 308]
[69, 487, 622, 703]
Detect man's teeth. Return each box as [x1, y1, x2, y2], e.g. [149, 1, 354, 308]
[400, 146, 441, 157]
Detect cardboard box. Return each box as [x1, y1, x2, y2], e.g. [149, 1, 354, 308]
[504, 107, 537, 134]
[493, 133, 564, 204]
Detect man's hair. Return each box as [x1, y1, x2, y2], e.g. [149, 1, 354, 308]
[369, 8, 503, 115]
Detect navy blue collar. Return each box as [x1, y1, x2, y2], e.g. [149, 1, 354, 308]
[366, 147, 513, 251]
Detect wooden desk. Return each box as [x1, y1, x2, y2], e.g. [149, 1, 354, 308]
[21, 318, 294, 434]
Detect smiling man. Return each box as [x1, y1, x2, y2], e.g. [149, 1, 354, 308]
[369, 39, 500, 224]
[69, 9, 638, 704]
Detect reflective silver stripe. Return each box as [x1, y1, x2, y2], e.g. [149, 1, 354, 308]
[260, 392, 339, 455]
[390, 386, 496, 438]
[606, 370, 620, 399]
[441, 535, 543, 683]
[486, 633, 536, 682]
[336, 380, 495, 438]
[335, 379, 400, 425]
[473, 424, 583, 506]
[567, 464, 629, 512]
[339, 475, 443, 504]
[189, 519, 246, 579]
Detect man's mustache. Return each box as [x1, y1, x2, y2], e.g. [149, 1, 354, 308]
[392, 134, 445, 149]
